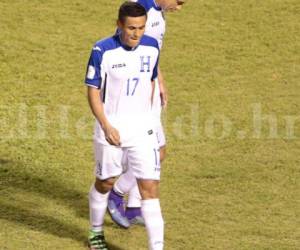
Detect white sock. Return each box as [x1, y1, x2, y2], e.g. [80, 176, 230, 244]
[141, 199, 164, 250]
[127, 184, 142, 207]
[114, 169, 136, 195]
[89, 185, 109, 232]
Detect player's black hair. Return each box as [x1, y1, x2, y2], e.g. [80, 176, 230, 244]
[118, 1, 147, 24]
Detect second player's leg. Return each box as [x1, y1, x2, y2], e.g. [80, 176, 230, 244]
[159, 145, 166, 163]
[125, 183, 144, 224]
[107, 169, 137, 228]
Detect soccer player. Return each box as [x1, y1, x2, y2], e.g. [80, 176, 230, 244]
[107, 0, 186, 228]
[85, 2, 164, 249]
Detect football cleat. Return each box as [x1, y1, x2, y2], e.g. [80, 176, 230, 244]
[125, 207, 145, 226]
[88, 230, 109, 250]
[107, 190, 130, 228]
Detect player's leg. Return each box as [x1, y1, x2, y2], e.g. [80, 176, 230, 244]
[129, 137, 164, 250]
[138, 179, 164, 250]
[125, 183, 144, 224]
[109, 170, 144, 226]
[156, 123, 167, 162]
[107, 167, 134, 228]
[123, 123, 166, 226]
[88, 141, 125, 250]
[89, 177, 113, 250]
[113, 168, 136, 195]
[89, 177, 114, 231]
[109, 90, 168, 228]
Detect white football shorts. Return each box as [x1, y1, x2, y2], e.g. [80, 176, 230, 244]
[93, 131, 161, 180]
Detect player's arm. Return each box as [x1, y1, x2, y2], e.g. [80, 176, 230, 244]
[85, 45, 120, 146]
[87, 87, 120, 146]
[157, 66, 168, 108]
[151, 39, 166, 107]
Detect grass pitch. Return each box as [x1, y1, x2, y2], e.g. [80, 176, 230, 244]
[0, 0, 300, 249]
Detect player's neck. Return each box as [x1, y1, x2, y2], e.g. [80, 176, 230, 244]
[154, 0, 161, 8]
[118, 33, 139, 51]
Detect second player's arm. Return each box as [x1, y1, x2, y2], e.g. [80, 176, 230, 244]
[157, 66, 168, 107]
[87, 86, 120, 146]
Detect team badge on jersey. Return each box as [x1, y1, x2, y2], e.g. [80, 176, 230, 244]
[140, 56, 151, 72]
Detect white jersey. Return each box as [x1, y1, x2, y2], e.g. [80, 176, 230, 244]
[85, 34, 160, 146]
[133, 0, 166, 49]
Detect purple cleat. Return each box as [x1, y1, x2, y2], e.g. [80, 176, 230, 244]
[107, 189, 130, 229]
[125, 207, 145, 226]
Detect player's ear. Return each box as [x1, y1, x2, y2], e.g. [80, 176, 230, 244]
[117, 20, 123, 29]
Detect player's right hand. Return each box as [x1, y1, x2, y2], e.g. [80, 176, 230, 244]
[103, 125, 121, 146]
[160, 89, 168, 108]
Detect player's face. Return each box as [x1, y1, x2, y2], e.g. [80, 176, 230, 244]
[118, 16, 147, 48]
[159, 0, 185, 12]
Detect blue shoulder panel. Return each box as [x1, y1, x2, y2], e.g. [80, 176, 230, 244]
[140, 34, 159, 50]
[95, 35, 120, 53]
[85, 35, 121, 88]
[137, 0, 161, 12]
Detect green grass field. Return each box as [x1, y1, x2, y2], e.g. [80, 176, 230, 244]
[1, 0, 300, 249]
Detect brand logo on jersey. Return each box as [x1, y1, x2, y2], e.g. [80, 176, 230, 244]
[112, 63, 126, 69]
[92, 46, 101, 52]
[151, 21, 160, 27]
[140, 56, 151, 72]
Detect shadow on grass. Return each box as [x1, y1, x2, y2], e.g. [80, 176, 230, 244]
[0, 158, 125, 249]
[0, 202, 86, 242]
[0, 158, 88, 217]
[0, 202, 123, 249]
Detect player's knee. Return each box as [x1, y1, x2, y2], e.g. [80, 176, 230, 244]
[138, 180, 159, 199]
[94, 177, 115, 194]
[160, 146, 166, 162]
